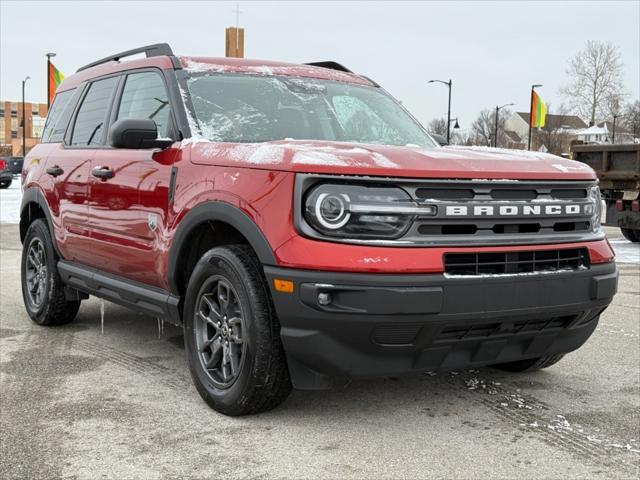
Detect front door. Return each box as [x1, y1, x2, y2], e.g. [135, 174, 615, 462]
[87, 70, 177, 287]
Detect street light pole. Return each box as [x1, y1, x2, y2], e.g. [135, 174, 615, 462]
[494, 103, 515, 148]
[22, 76, 30, 157]
[428, 79, 453, 144]
[528, 84, 543, 151]
[46, 52, 56, 109]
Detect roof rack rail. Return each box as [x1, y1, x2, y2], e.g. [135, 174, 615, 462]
[76, 43, 178, 72]
[305, 61, 353, 73]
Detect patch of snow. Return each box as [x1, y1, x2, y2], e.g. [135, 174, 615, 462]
[0, 180, 22, 224]
[551, 163, 589, 172]
[292, 150, 349, 166]
[358, 256, 390, 264]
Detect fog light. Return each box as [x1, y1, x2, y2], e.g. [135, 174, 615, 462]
[318, 292, 332, 305]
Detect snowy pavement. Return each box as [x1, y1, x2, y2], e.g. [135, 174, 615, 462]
[0, 221, 638, 479]
[2, 181, 638, 264]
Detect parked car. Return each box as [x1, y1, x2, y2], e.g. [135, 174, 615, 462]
[8, 156, 24, 175]
[20, 44, 618, 416]
[0, 157, 13, 188]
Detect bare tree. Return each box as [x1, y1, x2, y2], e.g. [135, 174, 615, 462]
[560, 41, 626, 124]
[622, 100, 640, 139]
[427, 117, 448, 137]
[532, 104, 573, 155]
[470, 108, 511, 146]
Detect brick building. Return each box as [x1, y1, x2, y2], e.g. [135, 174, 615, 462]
[0, 101, 48, 156]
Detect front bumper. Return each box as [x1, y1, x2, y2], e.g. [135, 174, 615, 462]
[265, 262, 618, 389]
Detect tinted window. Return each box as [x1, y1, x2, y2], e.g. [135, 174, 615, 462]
[71, 77, 118, 146]
[41, 89, 78, 143]
[117, 71, 171, 137]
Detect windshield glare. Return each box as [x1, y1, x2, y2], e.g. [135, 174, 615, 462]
[184, 73, 436, 148]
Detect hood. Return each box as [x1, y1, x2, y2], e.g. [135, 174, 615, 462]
[187, 140, 596, 181]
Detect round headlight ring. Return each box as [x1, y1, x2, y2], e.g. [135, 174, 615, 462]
[315, 193, 351, 229]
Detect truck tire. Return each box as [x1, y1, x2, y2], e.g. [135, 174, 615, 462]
[492, 354, 565, 373]
[21, 219, 81, 325]
[183, 245, 292, 416]
[621, 228, 640, 243]
[0, 178, 11, 189]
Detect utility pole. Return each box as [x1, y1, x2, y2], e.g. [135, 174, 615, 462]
[428, 79, 453, 143]
[528, 84, 542, 151]
[21, 76, 30, 157]
[612, 114, 618, 144]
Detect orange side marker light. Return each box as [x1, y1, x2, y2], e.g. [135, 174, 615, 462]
[274, 279, 294, 293]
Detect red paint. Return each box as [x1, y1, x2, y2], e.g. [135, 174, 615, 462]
[22, 55, 612, 294]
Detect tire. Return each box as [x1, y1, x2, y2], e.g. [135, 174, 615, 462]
[621, 228, 640, 243]
[21, 219, 80, 326]
[0, 179, 11, 189]
[492, 354, 565, 373]
[183, 245, 292, 416]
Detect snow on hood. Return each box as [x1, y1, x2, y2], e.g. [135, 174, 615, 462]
[186, 140, 596, 181]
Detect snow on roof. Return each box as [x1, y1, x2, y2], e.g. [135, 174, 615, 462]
[576, 124, 609, 136]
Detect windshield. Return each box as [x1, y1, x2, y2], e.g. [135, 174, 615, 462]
[183, 73, 437, 148]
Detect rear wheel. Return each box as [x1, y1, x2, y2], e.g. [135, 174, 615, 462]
[492, 354, 565, 372]
[183, 245, 291, 416]
[21, 219, 81, 325]
[621, 228, 640, 242]
[0, 178, 11, 189]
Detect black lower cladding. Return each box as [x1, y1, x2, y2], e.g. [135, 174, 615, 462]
[264, 262, 618, 389]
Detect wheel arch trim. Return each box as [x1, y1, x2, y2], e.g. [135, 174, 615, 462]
[167, 201, 277, 295]
[20, 187, 63, 258]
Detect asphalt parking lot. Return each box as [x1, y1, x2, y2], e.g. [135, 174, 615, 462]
[1, 213, 639, 478]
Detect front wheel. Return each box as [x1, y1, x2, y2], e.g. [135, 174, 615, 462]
[621, 228, 640, 243]
[183, 245, 291, 416]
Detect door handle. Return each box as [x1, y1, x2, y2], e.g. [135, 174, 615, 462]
[46, 166, 64, 177]
[91, 166, 114, 180]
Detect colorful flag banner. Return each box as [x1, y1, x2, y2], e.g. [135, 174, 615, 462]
[530, 91, 547, 128]
[48, 62, 65, 105]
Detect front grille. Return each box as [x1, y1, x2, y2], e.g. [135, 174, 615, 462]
[436, 315, 577, 342]
[444, 248, 589, 276]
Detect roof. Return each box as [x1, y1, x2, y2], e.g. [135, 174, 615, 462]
[179, 57, 374, 86]
[516, 112, 587, 130]
[58, 53, 373, 92]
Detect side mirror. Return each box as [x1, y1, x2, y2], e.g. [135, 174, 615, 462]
[109, 118, 174, 149]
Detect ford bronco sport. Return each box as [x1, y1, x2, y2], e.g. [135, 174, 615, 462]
[20, 44, 618, 416]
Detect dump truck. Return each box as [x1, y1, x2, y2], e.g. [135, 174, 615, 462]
[573, 143, 640, 242]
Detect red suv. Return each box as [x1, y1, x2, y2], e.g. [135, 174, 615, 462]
[20, 44, 617, 415]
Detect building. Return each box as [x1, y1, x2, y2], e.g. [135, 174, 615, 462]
[503, 112, 588, 154]
[0, 101, 48, 156]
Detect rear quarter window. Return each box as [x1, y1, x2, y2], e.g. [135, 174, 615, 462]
[41, 89, 78, 143]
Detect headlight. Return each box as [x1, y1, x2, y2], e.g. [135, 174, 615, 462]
[303, 184, 435, 239]
[588, 185, 602, 233]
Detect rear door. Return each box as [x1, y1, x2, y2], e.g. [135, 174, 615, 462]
[87, 69, 178, 287]
[49, 75, 120, 264]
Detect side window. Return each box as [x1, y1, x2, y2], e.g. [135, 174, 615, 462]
[41, 89, 76, 143]
[116, 71, 171, 137]
[70, 76, 118, 146]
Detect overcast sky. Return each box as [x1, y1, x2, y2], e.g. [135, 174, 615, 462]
[1, 1, 638, 131]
